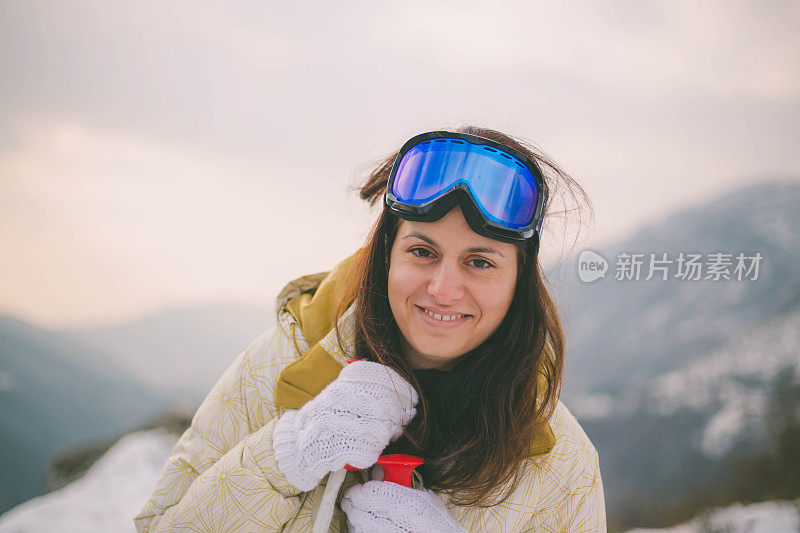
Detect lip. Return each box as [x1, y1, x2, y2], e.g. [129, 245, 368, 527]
[415, 305, 471, 328]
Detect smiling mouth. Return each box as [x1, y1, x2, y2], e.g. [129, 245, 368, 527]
[416, 305, 470, 322]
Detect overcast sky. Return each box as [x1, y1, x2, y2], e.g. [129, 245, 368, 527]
[2, 1, 799, 328]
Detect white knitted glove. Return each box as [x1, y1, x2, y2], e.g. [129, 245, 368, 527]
[273, 360, 418, 491]
[342, 480, 467, 533]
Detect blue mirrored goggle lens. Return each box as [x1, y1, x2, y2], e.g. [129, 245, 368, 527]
[392, 139, 538, 228]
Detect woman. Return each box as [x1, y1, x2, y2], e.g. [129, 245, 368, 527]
[135, 127, 605, 532]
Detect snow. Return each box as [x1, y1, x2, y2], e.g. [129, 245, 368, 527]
[646, 308, 800, 456]
[698, 386, 767, 457]
[649, 311, 800, 415]
[571, 307, 800, 456]
[568, 392, 616, 419]
[624, 498, 800, 533]
[0, 429, 178, 533]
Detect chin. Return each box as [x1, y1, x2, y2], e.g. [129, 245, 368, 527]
[416, 344, 462, 362]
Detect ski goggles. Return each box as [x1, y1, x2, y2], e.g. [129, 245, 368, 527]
[385, 131, 548, 247]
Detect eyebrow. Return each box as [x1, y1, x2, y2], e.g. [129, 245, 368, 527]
[402, 231, 506, 257]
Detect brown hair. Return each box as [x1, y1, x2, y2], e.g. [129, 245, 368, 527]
[335, 125, 591, 506]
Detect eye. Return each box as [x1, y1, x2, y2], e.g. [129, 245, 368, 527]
[409, 247, 435, 259]
[469, 257, 495, 269]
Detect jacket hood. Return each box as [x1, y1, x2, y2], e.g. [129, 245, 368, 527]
[273, 248, 556, 459]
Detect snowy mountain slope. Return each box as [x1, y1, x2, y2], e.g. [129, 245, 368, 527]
[572, 299, 800, 530]
[647, 305, 800, 457]
[557, 180, 800, 396]
[624, 497, 800, 533]
[573, 301, 800, 457]
[552, 179, 800, 529]
[0, 316, 168, 514]
[0, 429, 178, 533]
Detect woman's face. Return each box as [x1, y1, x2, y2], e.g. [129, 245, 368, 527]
[387, 205, 518, 370]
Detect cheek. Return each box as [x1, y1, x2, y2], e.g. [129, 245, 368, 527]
[482, 276, 517, 324]
[387, 264, 410, 315]
[387, 262, 429, 333]
[387, 244, 403, 300]
[387, 270, 399, 309]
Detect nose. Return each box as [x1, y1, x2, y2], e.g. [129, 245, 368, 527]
[427, 259, 465, 304]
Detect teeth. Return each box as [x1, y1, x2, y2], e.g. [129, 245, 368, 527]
[423, 308, 465, 321]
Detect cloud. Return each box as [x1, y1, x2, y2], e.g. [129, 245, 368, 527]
[0, 1, 798, 325]
[0, 120, 375, 327]
[374, 0, 800, 100]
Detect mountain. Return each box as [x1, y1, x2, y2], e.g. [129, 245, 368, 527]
[0, 300, 275, 515]
[574, 299, 800, 455]
[0, 316, 169, 514]
[55, 301, 275, 403]
[550, 179, 800, 530]
[3, 179, 798, 528]
[577, 301, 800, 529]
[556, 180, 800, 397]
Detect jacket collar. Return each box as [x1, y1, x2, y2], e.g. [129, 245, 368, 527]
[273, 249, 556, 459]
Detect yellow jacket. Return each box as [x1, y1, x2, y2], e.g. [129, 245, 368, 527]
[134, 251, 606, 532]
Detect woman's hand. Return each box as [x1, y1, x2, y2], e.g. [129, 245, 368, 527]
[341, 480, 467, 533]
[272, 360, 418, 491]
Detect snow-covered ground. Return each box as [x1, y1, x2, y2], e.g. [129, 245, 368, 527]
[625, 498, 800, 533]
[0, 429, 177, 533]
